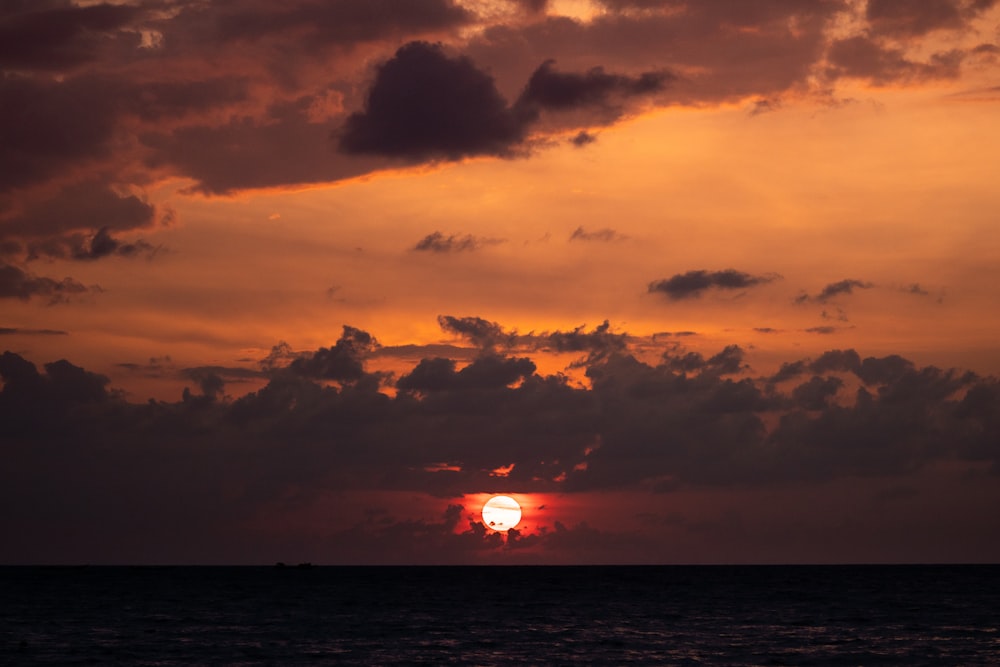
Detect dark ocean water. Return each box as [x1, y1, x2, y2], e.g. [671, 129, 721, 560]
[2, 565, 999, 665]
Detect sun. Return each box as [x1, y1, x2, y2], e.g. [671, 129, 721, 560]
[481, 495, 522, 532]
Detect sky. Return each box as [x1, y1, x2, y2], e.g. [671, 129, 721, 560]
[1, 0, 999, 565]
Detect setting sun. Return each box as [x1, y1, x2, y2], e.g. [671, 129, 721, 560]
[481, 495, 522, 532]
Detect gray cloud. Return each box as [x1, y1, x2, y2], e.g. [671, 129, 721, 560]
[0, 262, 95, 304]
[569, 226, 627, 242]
[413, 231, 505, 253]
[0, 2, 142, 71]
[796, 279, 874, 304]
[865, 0, 996, 38]
[648, 269, 780, 300]
[826, 37, 965, 84]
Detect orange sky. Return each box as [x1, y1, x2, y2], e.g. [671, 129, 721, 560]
[2, 0, 999, 564]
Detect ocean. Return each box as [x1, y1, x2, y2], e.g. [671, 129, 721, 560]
[2, 565, 998, 665]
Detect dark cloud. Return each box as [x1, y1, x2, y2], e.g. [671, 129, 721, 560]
[438, 315, 517, 349]
[0, 351, 109, 415]
[664, 345, 746, 376]
[749, 98, 781, 116]
[513, 0, 549, 14]
[533, 320, 627, 359]
[2, 180, 155, 243]
[826, 37, 965, 84]
[648, 269, 779, 300]
[796, 279, 874, 304]
[791, 375, 844, 410]
[215, 0, 471, 46]
[769, 360, 807, 383]
[287, 326, 380, 383]
[397, 353, 536, 393]
[68, 227, 159, 261]
[569, 130, 597, 146]
[865, 0, 995, 38]
[516, 59, 671, 112]
[0, 76, 119, 193]
[142, 96, 383, 195]
[338, 41, 530, 160]
[805, 326, 839, 335]
[569, 226, 627, 242]
[413, 231, 505, 253]
[468, 1, 847, 108]
[0, 2, 142, 71]
[338, 42, 668, 163]
[0, 327, 68, 336]
[809, 349, 863, 375]
[0, 262, 94, 304]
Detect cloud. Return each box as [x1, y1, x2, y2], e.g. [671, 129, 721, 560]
[0, 262, 95, 304]
[0, 2, 142, 71]
[287, 326, 381, 383]
[1, 180, 157, 255]
[791, 375, 844, 410]
[338, 41, 530, 160]
[826, 37, 966, 84]
[3, 325, 1000, 562]
[569, 226, 627, 242]
[0, 327, 68, 336]
[865, 0, 995, 38]
[438, 315, 517, 349]
[515, 59, 671, 113]
[648, 269, 780, 300]
[337, 42, 668, 162]
[796, 279, 874, 304]
[215, 0, 472, 46]
[663, 345, 747, 376]
[397, 353, 536, 393]
[0, 76, 119, 193]
[67, 227, 159, 261]
[531, 320, 627, 360]
[3, 0, 985, 210]
[413, 231, 505, 253]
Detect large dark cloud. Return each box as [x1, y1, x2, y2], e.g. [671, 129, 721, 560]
[648, 269, 779, 300]
[338, 41, 669, 161]
[338, 41, 531, 160]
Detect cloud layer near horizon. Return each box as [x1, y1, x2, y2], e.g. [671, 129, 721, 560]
[2, 317, 997, 562]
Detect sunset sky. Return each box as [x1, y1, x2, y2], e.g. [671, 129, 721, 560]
[2, 0, 999, 564]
